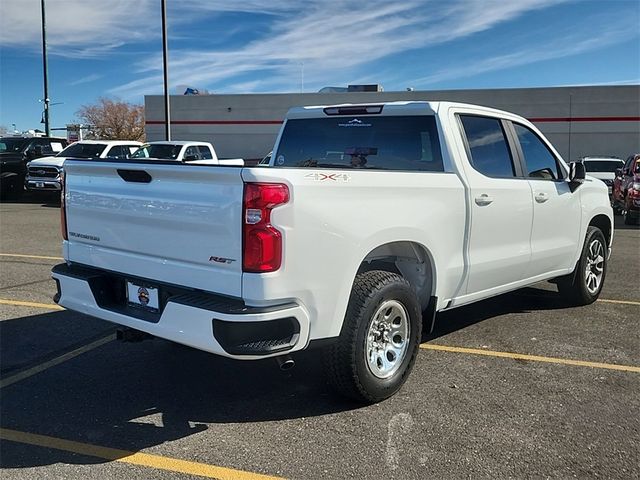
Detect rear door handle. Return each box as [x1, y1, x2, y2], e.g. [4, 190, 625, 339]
[535, 192, 549, 203]
[474, 194, 494, 206]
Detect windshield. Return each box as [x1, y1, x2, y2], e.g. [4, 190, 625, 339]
[131, 144, 181, 160]
[57, 143, 107, 158]
[584, 160, 624, 173]
[0, 138, 29, 153]
[274, 116, 443, 171]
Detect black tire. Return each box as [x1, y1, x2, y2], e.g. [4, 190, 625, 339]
[557, 226, 607, 306]
[623, 208, 635, 225]
[0, 173, 24, 200]
[324, 270, 422, 403]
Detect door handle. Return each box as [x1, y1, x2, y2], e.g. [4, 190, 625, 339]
[535, 192, 549, 203]
[474, 194, 494, 206]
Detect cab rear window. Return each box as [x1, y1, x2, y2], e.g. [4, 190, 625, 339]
[273, 116, 443, 172]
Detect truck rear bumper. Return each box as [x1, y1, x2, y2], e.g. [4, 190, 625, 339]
[52, 263, 310, 359]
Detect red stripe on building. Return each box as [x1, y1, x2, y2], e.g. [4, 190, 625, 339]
[145, 116, 640, 125]
[528, 116, 640, 123]
[145, 120, 283, 125]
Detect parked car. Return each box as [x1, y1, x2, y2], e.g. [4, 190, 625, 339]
[612, 153, 640, 224]
[0, 136, 67, 199]
[131, 141, 244, 166]
[25, 140, 142, 194]
[581, 156, 624, 197]
[53, 101, 612, 403]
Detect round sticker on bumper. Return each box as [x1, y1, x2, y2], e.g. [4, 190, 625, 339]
[137, 287, 149, 305]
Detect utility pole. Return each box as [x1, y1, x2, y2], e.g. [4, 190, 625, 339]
[40, 0, 50, 136]
[161, 0, 171, 140]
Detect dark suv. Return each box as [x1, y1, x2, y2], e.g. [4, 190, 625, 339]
[0, 136, 68, 199]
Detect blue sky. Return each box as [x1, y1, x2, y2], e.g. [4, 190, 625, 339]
[0, 0, 638, 132]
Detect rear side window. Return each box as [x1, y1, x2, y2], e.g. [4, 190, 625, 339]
[513, 123, 562, 180]
[273, 116, 443, 171]
[198, 146, 213, 159]
[459, 115, 515, 178]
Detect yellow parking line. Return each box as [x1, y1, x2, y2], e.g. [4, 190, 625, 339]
[597, 298, 640, 306]
[0, 428, 283, 480]
[0, 298, 64, 311]
[420, 344, 640, 373]
[0, 334, 115, 389]
[0, 253, 63, 261]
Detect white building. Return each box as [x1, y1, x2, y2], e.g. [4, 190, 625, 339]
[145, 85, 640, 162]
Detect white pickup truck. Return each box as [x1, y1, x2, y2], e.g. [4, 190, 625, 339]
[26, 140, 142, 193]
[131, 141, 244, 166]
[52, 101, 613, 403]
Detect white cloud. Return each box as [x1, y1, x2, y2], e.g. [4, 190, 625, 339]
[2, 0, 634, 100]
[69, 73, 103, 86]
[0, 0, 155, 58]
[108, 0, 577, 98]
[410, 22, 639, 86]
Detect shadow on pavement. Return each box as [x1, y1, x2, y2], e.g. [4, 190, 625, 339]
[0, 191, 59, 207]
[0, 283, 602, 470]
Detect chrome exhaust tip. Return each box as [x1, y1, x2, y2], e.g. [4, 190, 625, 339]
[275, 355, 295, 371]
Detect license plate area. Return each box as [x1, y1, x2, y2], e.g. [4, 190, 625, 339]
[36, 181, 44, 188]
[126, 281, 160, 312]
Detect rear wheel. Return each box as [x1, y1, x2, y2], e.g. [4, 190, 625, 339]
[623, 208, 636, 225]
[324, 270, 422, 403]
[557, 226, 607, 305]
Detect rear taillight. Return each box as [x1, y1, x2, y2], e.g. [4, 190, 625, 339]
[60, 170, 68, 240]
[243, 183, 289, 272]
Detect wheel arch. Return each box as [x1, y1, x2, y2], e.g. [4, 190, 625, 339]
[357, 240, 436, 312]
[588, 214, 612, 247]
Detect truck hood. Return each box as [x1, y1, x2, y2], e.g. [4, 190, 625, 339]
[28, 156, 65, 168]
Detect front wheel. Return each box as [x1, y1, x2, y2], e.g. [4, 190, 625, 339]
[0, 173, 24, 200]
[324, 270, 422, 403]
[557, 226, 607, 305]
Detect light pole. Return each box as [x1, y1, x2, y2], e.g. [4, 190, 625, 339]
[40, 0, 50, 136]
[161, 0, 171, 141]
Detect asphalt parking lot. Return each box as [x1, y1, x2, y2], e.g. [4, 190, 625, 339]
[0, 193, 638, 480]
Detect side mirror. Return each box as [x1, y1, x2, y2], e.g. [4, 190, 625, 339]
[568, 162, 585, 192]
[184, 154, 198, 161]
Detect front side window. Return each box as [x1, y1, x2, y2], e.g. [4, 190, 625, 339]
[131, 144, 181, 159]
[274, 116, 443, 172]
[459, 115, 515, 178]
[106, 146, 125, 158]
[514, 124, 562, 180]
[184, 146, 200, 160]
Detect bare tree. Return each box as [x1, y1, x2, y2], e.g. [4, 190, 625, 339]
[76, 98, 145, 141]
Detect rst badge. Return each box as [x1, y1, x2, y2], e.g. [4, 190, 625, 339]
[209, 256, 236, 264]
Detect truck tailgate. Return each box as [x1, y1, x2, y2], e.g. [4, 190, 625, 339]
[63, 160, 243, 297]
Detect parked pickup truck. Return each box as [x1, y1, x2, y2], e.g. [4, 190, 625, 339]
[1, 135, 68, 199]
[26, 140, 142, 193]
[131, 141, 244, 166]
[52, 101, 613, 403]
